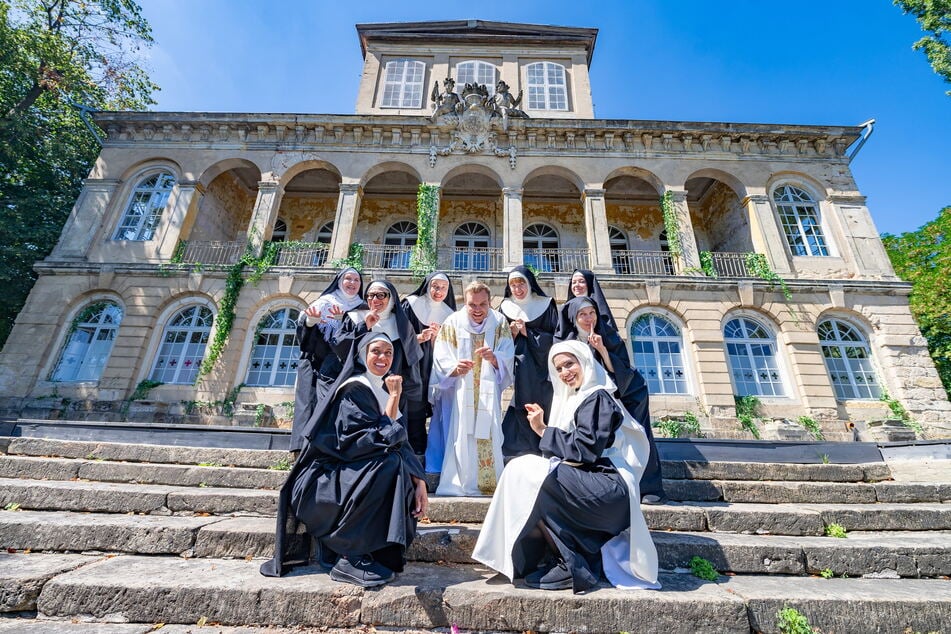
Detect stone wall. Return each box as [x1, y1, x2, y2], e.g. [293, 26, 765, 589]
[190, 172, 255, 242]
[275, 195, 336, 240]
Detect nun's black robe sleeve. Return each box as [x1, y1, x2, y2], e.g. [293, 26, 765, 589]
[288, 382, 423, 573]
[513, 390, 630, 593]
[292, 314, 344, 452]
[500, 301, 559, 459]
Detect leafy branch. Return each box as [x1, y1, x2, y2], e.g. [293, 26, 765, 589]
[411, 183, 439, 279]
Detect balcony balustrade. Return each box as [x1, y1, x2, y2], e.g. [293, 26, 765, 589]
[612, 250, 677, 276]
[176, 241, 244, 265]
[271, 242, 329, 267]
[361, 244, 414, 270]
[708, 252, 753, 277]
[523, 247, 590, 273]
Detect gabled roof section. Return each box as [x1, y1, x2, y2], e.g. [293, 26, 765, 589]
[356, 19, 599, 65]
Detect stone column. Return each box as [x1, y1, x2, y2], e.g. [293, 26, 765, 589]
[669, 189, 701, 274]
[502, 187, 524, 268]
[245, 180, 283, 258]
[50, 178, 121, 259]
[328, 183, 364, 264]
[157, 180, 205, 259]
[743, 194, 792, 274]
[581, 188, 614, 273]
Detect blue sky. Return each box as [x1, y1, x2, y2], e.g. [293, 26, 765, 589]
[138, 0, 949, 236]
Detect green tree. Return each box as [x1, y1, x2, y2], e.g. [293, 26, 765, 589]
[0, 0, 157, 347]
[894, 0, 951, 95]
[882, 207, 951, 393]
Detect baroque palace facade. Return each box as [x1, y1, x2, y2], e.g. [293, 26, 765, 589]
[1, 21, 948, 436]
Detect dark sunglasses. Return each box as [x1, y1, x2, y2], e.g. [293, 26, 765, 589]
[367, 291, 390, 300]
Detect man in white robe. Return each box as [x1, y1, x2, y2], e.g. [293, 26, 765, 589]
[430, 281, 514, 496]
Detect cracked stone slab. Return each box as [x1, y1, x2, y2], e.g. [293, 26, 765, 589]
[695, 502, 824, 535]
[804, 502, 951, 531]
[6, 438, 288, 470]
[0, 510, 218, 554]
[652, 532, 806, 575]
[0, 478, 172, 514]
[718, 480, 879, 504]
[722, 575, 951, 634]
[661, 460, 889, 483]
[0, 456, 81, 482]
[77, 461, 285, 490]
[166, 486, 277, 515]
[36, 556, 363, 627]
[801, 530, 951, 577]
[0, 553, 99, 612]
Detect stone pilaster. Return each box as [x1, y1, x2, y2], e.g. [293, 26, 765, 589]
[50, 178, 121, 259]
[669, 190, 701, 274]
[245, 180, 283, 258]
[157, 180, 205, 259]
[828, 195, 895, 278]
[502, 187, 524, 268]
[743, 194, 793, 274]
[328, 183, 364, 263]
[581, 188, 614, 273]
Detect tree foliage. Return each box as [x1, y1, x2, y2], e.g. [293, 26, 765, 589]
[882, 206, 951, 393]
[894, 0, 951, 95]
[0, 0, 156, 347]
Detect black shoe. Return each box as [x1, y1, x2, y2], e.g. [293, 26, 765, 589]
[525, 559, 572, 590]
[424, 472, 440, 493]
[330, 555, 394, 587]
[641, 493, 669, 505]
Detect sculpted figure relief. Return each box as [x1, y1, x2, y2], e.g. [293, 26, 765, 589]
[430, 77, 462, 122]
[493, 80, 528, 126]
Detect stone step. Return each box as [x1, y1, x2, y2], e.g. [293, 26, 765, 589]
[9, 553, 948, 633]
[2, 437, 893, 483]
[0, 623, 355, 634]
[4, 510, 951, 578]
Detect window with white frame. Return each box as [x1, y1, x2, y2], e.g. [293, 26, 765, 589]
[609, 226, 629, 274]
[50, 301, 123, 382]
[456, 60, 497, 93]
[818, 318, 882, 400]
[380, 59, 426, 109]
[310, 221, 334, 267]
[630, 313, 689, 394]
[773, 185, 829, 257]
[246, 308, 300, 387]
[113, 171, 176, 241]
[523, 223, 560, 272]
[149, 305, 214, 384]
[453, 221, 491, 271]
[724, 317, 785, 396]
[383, 220, 418, 269]
[525, 62, 568, 111]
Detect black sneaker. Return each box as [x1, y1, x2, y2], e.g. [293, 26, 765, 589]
[525, 559, 572, 591]
[330, 555, 395, 587]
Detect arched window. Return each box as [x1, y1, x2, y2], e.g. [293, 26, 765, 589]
[773, 185, 829, 257]
[456, 60, 497, 93]
[523, 223, 559, 272]
[453, 221, 491, 271]
[631, 314, 689, 394]
[149, 305, 214, 384]
[380, 59, 426, 108]
[246, 308, 300, 387]
[384, 220, 417, 269]
[609, 226, 629, 274]
[113, 171, 176, 241]
[526, 62, 568, 111]
[724, 317, 785, 397]
[818, 318, 882, 400]
[50, 301, 123, 382]
[272, 218, 288, 243]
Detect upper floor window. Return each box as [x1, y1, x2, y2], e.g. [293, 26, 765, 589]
[113, 171, 176, 241]
[817, 318, 882, 400]
[457, 60, 497, 93]
[384, 220, 417, 269]
[381, 59, 426, 109]
[246, 308, 300, 387]
[272, 218, 288, 243]
[631, 313, 689, 395]
[149, 305, 213, 385]
[523, 223, 560, 272]
[453, 221, 491, 271]
[773, 185, 829, 257]
[525, 62, 568, 111]
[50, 301, 123, 382]
[724, 316, 785, 397]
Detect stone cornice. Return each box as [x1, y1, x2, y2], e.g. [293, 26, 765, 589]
[92, 112, 863, 161]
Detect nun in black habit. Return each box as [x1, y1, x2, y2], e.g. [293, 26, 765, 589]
[498, 266, 559, 460]
[564, 268, 618, 331]
[556, 296, 667, 504]
[260, 333, 427, 587]
[292, 267, 364, 452]
[332, 279, 424, 415]
[399, 272, 456, 457]
[472, 340, 659, 593]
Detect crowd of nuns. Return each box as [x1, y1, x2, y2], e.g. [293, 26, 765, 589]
[261, 267, 665, 594]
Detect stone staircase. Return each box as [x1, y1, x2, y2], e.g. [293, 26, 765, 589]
[1, 436, 950, 633]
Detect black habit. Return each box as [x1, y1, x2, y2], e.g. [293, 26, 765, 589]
[499, 266, 558, 459]
[555, 297, 666, 498]
[563, 268, 618, 332]
[399, 272, 457, 455]
[514, 389, 630, 593]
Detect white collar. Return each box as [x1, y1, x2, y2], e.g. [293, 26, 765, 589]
[500, 294, 551, 322]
